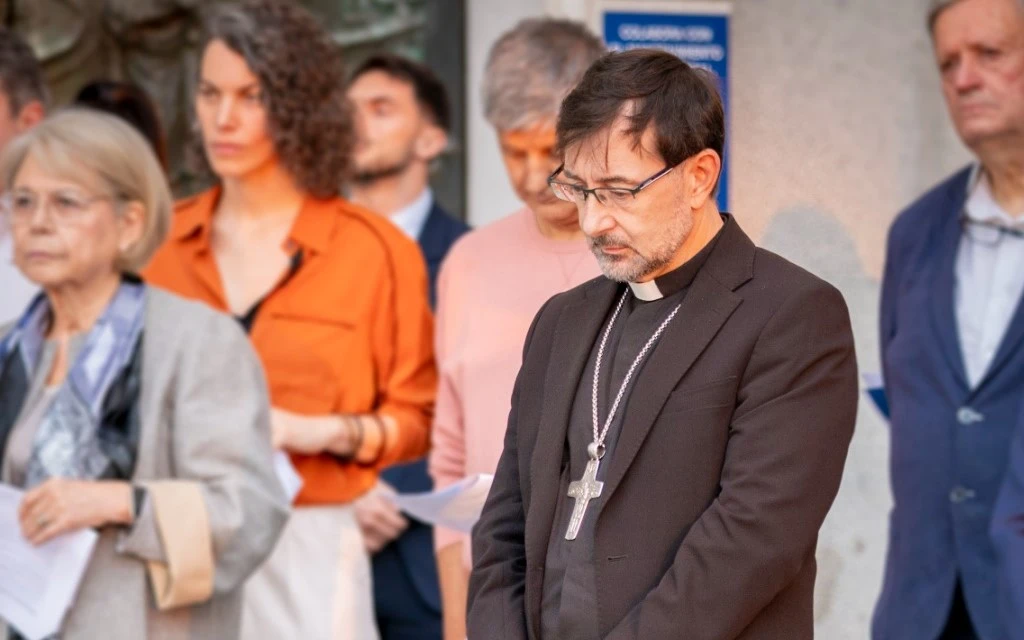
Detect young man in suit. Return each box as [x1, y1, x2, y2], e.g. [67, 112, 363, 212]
[347, 53, 468, 640]
[876, 1, 1024, 638]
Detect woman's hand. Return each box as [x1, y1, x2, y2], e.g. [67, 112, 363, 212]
[271, 408, 357, 456]
[18, 478, 133, 546]
[354, 482, 408, 554]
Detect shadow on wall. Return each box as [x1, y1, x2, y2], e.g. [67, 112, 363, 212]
[760, 208, 891, 640]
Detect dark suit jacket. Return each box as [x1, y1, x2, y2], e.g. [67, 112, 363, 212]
[874, 166, 1024, 640]
[377, 202, 469, 615]
[467, 217, 857, 639]
[419, 202, 471, 308]
[992, 403, 1024, 640]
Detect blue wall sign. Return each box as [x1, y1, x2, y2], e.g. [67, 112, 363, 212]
[603, 4, 731, 211]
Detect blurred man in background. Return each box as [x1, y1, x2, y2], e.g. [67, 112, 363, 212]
[347, 53, 469, 640]
[875, 1, 1024, 638]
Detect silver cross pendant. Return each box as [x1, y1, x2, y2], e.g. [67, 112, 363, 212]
[565, 443, 606, 541]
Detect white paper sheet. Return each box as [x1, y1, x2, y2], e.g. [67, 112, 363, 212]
[0, 484, 98, 640]
[273, 452, 303, 503]
[384, 474, 494, 534]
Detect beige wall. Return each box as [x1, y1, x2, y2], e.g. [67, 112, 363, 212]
[466, 0, 546, 226]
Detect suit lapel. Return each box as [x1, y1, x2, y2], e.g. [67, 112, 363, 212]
[417, 205, 449, 267]
[601, 264, 742, 505]
[526, 279, 619, 567]
[598, 218, 753, 506]
[524, 279, 617, 639]
[929, 175, 971, 391]
[979, 294, 1024, 392]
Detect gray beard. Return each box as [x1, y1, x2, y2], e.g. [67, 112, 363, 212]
[589, 212, 693, 282]
[592, 246, 672, 283]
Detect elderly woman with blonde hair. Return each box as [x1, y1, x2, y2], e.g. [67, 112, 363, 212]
[0, 108, 288, 640]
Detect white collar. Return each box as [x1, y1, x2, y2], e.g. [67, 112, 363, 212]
[628, 280, 664, 301]
[965, 164, 1021, 226]
[389, 188, 434, 241]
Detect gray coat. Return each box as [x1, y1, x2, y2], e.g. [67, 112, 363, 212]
[1, 287, 289, 639]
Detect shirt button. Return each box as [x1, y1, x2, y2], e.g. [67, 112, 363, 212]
[957, 407, 984, 425]
[950, 486, 976, 504]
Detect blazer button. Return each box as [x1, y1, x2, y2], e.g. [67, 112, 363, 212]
[950, 486, 976, 504]
[957, 407, 984, 425]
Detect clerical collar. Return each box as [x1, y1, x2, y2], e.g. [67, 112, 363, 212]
[627, 214, 728, 301]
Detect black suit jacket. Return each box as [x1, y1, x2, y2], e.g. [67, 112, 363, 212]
[467, 217, 857, 639]
[419, 203, 470, 307]
[377, 202, 469, 614]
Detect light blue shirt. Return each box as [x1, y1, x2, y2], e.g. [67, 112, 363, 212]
[389, 188, 433, 241]
[955, 165, 1024, 388]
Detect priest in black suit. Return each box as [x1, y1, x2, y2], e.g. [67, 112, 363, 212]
[468, 49, 858, 640]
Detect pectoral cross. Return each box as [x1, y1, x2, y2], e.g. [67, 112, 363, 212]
[565, 453, 604, 541]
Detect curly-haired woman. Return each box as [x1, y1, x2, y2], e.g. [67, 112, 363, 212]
[143, 2, 436, 637]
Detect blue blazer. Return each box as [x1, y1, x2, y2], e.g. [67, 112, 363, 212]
[873, 166, 1024, 640]
[993, 402, 1024, 640]
[377, 203, 469, 615]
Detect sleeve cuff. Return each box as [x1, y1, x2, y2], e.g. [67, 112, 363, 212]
[115, 492, 167, 563]
[142, 480, 215, 610]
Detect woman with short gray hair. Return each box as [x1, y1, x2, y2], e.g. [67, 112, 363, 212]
[428, 17, 605, 640]
[0, 108, 288, 639]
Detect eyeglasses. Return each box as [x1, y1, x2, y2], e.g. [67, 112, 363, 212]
[960, 213, 1024, 240]
[0, 189, 115, 225]
[547, 164, 677, 209]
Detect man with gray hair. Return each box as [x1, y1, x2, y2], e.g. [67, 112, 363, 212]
[0, 26, 47, 324]
[875, 0, 1024, 638]
[427, 17, 603, 640]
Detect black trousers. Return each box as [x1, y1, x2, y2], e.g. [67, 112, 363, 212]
[373, 542, 442, 640]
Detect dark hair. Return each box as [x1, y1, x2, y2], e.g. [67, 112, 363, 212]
[0, 26, 48, 114]
[74, 80, 169, 170]
[193, 0, 353, 198]
[556, 49, 725, 172]
[350, 53, 451, 132]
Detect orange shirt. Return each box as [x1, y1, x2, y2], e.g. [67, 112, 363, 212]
[144, 187, 436, 506]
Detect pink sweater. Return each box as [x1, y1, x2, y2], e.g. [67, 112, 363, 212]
[428, 207, 602, 561]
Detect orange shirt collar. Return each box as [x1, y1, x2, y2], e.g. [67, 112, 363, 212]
[171, 185, 338, 255]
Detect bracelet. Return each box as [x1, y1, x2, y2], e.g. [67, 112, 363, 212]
[355, 414, 387, 466]
[371, 414, 388, 463]
[335, 416, 363, 461]
[350, 416, 365, 458]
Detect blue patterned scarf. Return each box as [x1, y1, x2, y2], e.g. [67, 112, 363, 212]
[0, 280, 146, 488]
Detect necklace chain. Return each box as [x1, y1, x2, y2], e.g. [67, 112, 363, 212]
[590, 290, 682, 454]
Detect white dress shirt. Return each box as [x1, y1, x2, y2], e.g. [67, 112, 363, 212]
[389, 188, 434, 241]
[955, 165, 1024, 388]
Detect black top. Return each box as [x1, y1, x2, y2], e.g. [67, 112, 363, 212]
[234, 249, 303, 333]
